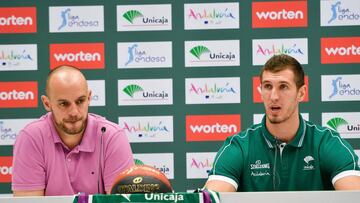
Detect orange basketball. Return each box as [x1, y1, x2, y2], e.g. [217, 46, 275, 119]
[110, 165, 173, 194]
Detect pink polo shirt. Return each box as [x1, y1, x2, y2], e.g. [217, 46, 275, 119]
[12, 112, 134, 196]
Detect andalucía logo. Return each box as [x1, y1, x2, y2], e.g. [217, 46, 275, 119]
[0, 156, 12, 183]
[326, 117, 348, 131]
[252, 1, 307, 28]
[186, 114, 241, 141]
[123, 84, 144, 98]
[0, 7, 37, 33]
[0, 81, 38, 108]
[0, 44, 37, 71]
[49, 43, 105, 69]
[321, 37, 360, 64]
[184, 2, 239, 30]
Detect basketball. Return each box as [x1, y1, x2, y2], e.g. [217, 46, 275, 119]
[110, 165, 173, 194]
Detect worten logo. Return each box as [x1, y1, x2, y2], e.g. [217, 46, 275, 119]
[186, 114, 240, 142]
[0, 156, 12, 183]
[252, 1, 307, 28]
[0, 81, 38, 108]
[49, 43, 104, 69]
[321, 37, 360, 64]
[0, 7, 37, 33]
[252, 76, 309, 103]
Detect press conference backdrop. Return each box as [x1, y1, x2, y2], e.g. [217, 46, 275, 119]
[0, 0, 360, 194]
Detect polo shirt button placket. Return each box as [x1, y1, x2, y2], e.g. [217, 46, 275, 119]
[66, 153, 74, 182]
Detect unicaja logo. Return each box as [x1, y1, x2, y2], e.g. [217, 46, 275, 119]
[190, 46, 210, 59]
[327, 117, 348, 131]
[303, 155, 315, 170]
[328, 1, 359, 24]
[123, 10, 143, 24]
[123, 84, 143, 97]
[189, 45, 236, 62]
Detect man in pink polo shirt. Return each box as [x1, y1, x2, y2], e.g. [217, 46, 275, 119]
[12, 65, 134, 196]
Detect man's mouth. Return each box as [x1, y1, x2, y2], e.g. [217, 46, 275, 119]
[270, 106, 281, 112]
[64, 118, 82, 123]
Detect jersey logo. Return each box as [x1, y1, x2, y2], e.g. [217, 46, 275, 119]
[250, 160, 271, 177]
[303, 155, 315, 170]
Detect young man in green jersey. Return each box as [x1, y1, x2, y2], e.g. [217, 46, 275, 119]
[205, 54, 360, 191]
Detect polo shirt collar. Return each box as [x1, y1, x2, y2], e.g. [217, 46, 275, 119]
[47, 112, 97, 152]
[261, 114, 306, 148]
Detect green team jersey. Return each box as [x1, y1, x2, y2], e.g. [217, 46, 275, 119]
[208, 115, 360, 191]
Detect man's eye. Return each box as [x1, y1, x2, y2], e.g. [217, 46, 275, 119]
[263, 84, 272, 89]
[76, 99, 85, 105]
[280, 85, 288, 90]
[59, 102, 68, 107]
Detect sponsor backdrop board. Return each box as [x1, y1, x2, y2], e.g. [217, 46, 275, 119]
[0, 0, 360, 194]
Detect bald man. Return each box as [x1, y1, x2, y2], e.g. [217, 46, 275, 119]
[12, 65, 134, 196]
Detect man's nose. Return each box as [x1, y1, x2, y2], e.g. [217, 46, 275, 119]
[270, 88, 279, 101]
[68, 103, 80, 116]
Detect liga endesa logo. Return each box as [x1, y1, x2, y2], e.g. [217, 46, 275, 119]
[252, 76, 309, 103]
[252, 1, 307, 28]
[0, 7, 36, 33]
[186, 114, 240, 142]
[49, 43, 104, 69]
[321, 37, 360, 64]
[0, 156, 12, 183]
[0, 81, 38, 108]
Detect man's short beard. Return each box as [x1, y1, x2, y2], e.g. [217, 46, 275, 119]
[56, 120, 85, 135]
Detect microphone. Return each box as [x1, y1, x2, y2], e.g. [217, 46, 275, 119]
[98, 127, 106, 194]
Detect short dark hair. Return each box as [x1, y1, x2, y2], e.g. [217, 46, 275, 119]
[260, 54, 305, 89]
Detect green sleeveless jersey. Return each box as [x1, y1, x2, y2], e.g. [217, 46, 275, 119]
[208, 115, 360, 191]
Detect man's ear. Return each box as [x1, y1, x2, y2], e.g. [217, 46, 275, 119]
[297, 85, 307, 102]
[41, 95, 51, 111]
[88, 90, 92, 104]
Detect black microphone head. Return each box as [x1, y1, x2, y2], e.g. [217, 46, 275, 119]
[101, 127, 106, 133]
